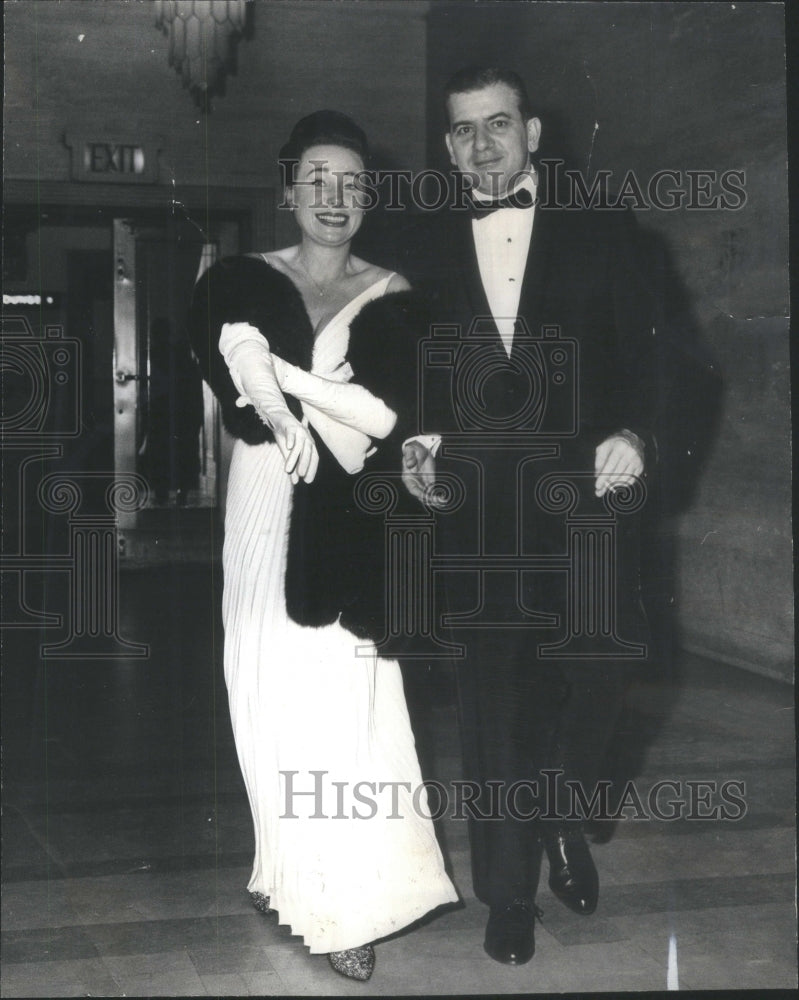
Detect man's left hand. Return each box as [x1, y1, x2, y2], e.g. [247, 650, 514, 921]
[594, 432, 644, 497]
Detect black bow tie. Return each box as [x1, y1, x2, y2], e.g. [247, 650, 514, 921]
[468, 186, 535, 217]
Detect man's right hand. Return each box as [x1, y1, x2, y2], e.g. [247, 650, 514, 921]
[402, 440, 438, 505]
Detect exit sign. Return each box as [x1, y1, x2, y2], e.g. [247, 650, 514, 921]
[65, 132, 162, 183]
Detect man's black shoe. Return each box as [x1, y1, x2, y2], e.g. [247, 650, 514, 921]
[483, 899, 540, 965]
[543, 825, 599, 915]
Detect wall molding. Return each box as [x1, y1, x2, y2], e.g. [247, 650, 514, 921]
[3, 179, 275, 251]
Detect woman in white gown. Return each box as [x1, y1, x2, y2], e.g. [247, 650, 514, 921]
[189, 111, 457, 981]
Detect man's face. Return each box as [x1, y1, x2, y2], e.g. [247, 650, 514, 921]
[445, 82, 541, 197]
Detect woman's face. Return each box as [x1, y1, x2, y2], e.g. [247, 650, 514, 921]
[289, 143, 366, 247]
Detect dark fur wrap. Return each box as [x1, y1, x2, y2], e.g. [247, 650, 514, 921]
[188, 257, 313, 442]
[188, 255, 430, 647]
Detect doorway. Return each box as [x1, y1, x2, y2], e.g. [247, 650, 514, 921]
[112, 218, 230, 515]
[3, 180, 274, 560]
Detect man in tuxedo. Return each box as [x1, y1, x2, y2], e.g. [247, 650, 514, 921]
[401, 67, 657, 965]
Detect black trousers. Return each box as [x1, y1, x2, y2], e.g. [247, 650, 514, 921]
[453, 624, 630, 907]
[439, 446, 646, 906]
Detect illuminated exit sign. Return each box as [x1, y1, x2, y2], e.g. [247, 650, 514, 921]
[64, 132, 162, 183]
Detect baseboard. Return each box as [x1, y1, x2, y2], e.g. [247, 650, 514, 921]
[679, 640, 793, 684]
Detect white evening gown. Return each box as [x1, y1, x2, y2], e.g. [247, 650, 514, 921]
[222, 275, 458, 953]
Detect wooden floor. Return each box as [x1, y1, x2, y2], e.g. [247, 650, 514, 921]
[2, 565, 796, 997]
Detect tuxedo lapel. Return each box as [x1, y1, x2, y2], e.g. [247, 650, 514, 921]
[516, 198, 556, 345]
[451, 211, 496, 334]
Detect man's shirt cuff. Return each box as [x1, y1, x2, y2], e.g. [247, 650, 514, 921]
[403, 434, 442, 457]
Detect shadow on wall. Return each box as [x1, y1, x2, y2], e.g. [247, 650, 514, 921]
[593, 221, 724, 841]
[638, 222, 724, 666]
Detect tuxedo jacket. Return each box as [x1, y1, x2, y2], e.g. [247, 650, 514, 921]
[400, 196, 658, 458]
[399, 194, 658, 622]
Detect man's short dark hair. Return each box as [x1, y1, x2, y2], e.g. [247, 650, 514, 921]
[444, 67, 533, 124]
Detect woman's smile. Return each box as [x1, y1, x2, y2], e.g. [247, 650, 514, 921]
[316, 211, 349, 227]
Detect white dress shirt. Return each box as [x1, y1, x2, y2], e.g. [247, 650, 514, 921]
[406, 172, 538, 459]
[472, 172, 537, 356]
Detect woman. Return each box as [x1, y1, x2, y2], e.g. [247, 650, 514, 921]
[189, 111, 457, 981]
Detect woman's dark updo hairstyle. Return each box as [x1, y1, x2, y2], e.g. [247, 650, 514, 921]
[279, 110, 369, 185]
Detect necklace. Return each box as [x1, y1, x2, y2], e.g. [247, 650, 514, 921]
[296, 254, 346, 298]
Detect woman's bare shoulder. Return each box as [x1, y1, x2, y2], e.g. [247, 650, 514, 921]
[255, 247, 297, 272]
[385, 272, 411, 292]
[349, 256, 411, 292]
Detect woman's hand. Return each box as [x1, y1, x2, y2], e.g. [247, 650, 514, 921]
[268, 410, 319, 484]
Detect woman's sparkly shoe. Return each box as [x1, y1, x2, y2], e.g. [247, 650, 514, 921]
[250, 891, 274, 915]
[328, 945, 376, 981]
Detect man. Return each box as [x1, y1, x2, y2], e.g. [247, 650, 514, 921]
[401, 67, 657, 965]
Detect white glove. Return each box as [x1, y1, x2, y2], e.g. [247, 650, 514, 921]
[271, 355, 396, 439]
[219, 322, 318, 484]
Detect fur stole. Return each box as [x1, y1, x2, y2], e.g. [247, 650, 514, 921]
[188, 256, 313, 443]
[188, 254, 431, 646]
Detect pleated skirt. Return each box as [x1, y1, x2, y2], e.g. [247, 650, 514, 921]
[222, 439, 457, 953]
